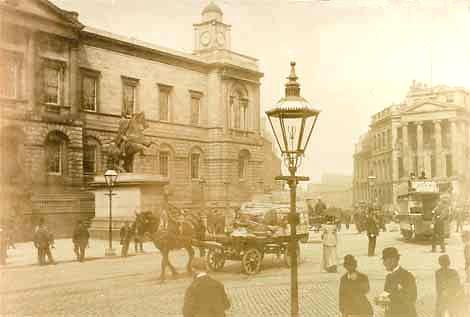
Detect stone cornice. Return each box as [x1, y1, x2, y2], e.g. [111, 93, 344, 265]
[81, 29, 211, 74]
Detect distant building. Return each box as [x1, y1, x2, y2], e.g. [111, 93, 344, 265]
[306, 174, 353, 209]
[0, 0, 280, 238]
[353, 81, 470, 206]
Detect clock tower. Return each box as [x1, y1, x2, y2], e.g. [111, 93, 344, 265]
[193, 1, 231, 52]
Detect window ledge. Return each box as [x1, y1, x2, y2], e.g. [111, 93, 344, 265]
[0, 97, 27, 104]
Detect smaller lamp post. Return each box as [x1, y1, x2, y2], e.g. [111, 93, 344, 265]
[266, 61, 320, 317]
[104, 169, 118, 256]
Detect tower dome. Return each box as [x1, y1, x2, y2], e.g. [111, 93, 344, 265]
[202, 1, 223, 22]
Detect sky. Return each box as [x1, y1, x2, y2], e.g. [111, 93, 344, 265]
[52, 0, 470, 182]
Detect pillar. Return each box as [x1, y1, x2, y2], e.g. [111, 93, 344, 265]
[392, 126, 399, 181]
[402, 123, 409, 176]
[69, 41, 79, 114]
[450, 118, 458, 177]
[416, 121, 424, 175]
[434, 120, 443, 178]
[26, 31, 36, 111]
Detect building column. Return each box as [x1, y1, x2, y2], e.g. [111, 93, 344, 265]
[450, 118, 458, 177]
[26, 31, 36, 111]
[434, 120, 443, 178]
[392, 126, 399, 181]
[416, 121, 424, 175]
[402, 123, 409, 176]
[69, 41, 79, 114]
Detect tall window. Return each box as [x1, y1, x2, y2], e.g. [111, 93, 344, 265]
[83, 144, 97, 174]
[0, 52, 20, 98]
[82, 72, 98, 112]
[230, 88, 249, 130]
[191, 153, 200, 179]
[44, 66, 61, 105]
[159, 85, 171, 121]
[122, 81, 136, 117]
[159, 151, 169, 177]
[46, 132, 67, 175]
[190, 95, 201, 125]
[238, 150, 250, 179]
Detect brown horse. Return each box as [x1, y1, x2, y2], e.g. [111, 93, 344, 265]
[136, 207, 206, 282]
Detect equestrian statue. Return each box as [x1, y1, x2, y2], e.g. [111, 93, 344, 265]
[107, 112, 155, 172]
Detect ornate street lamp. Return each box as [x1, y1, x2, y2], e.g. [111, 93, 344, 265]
[265, 61, 320, 317]
[104, 169, 118, 256]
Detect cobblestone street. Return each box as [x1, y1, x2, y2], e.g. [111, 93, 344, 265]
[1, 226, 468, 316]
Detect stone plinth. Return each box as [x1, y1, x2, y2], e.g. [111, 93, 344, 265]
[89, 173, 169, 240]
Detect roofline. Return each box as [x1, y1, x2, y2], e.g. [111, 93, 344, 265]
[38, 0, 84, 29]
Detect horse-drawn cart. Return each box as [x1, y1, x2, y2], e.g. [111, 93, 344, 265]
[196, 232, 306, 275]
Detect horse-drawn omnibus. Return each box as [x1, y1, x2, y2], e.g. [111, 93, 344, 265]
[396, 180, 449, 240]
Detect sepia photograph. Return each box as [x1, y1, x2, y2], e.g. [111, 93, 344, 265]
[0, 0, 470, 316]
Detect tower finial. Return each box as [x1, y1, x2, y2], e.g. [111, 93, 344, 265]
[285, 61, 300, 97]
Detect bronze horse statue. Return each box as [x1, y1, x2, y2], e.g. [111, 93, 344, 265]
[107, 112, 155, 172]
[136, 206, 206, 282]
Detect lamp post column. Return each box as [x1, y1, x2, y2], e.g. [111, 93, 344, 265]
[288, 169, 299, 317]
[108, 186, 113, 251]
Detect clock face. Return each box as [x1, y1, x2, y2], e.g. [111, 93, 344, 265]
[200, 32, 211, 46]
[216, 32, 225, 46]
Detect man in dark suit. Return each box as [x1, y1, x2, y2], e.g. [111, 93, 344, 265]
[435, 254, 464, 317]
[366, 210, 379, 256]
[381, 247, 417, 317]
[339, 254, 373, 317]
[183, 271, 230, 317]
[72, 220, 90, 262]
[432, 204, 447, 253]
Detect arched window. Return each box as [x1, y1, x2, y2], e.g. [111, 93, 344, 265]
[45, 131, 68, 175]
[83, 136, 101, 175]
[238, 150, 250, 179]
[230, 86, 249, 130]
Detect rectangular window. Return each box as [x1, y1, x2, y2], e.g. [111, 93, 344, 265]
[47, 141, 62, 174]
[123, 82, 136, 117]
[82, 75, 97, 112]
[191, 153, 200, 179]
[44, 66, 61, 105]
[159, 85, 171, 121]
[159, 151, 169, 177]
[0, 52, 20, 98]
[190, 96, 200, 125]
[83, 145, 97, 174]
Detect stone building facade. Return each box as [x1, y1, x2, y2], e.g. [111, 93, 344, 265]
[0, 0, 280, 238]
[353, 81, 470, 206]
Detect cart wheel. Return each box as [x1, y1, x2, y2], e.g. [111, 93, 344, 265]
[284, 244, 301, 268]
[401, 230, 413, 240]
[206, 249, 225, 272]
[242, 248, 262, 275]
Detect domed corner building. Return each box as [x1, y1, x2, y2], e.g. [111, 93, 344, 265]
[353, 81, 470, 208]
[0, 0, 281, 240]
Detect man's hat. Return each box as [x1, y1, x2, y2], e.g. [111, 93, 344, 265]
[382, 247, 400, 260]
[343, 254, 357, 266]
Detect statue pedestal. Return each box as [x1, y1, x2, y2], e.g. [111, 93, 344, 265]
[89, 173, 169, 240]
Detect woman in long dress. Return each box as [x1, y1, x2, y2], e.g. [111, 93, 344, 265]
[322, 216, 338, 273]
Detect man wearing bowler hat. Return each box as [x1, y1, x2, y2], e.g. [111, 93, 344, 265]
[380, 247, 417, 317]
[339, 254, 373, 317]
